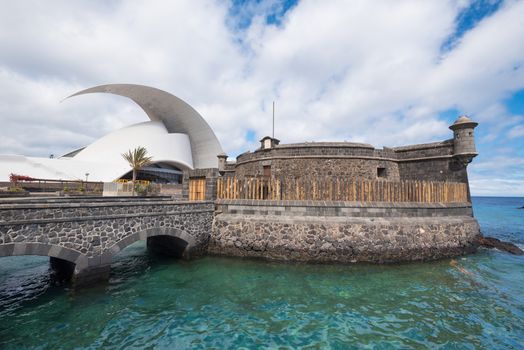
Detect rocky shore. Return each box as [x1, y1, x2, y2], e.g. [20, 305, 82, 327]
[477, 236, 523, 255]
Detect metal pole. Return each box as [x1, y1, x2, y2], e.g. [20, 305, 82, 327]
[272, 101, 275, 138]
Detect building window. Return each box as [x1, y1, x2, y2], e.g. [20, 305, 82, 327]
[263, 165, 271, 177]
[377, 167, 387, 178]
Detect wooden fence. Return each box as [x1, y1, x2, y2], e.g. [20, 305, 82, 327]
[216, 177, 469, 203]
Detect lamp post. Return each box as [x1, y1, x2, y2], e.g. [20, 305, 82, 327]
[85, 173, 90, 192]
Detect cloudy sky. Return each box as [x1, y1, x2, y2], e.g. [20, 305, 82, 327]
[0, 0, 523, 196]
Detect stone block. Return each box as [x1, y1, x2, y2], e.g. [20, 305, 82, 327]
[75, 255, 89, 270]
[88, 255, 101, 267]
[0, 244, 15, 256]
[290, 207, 307, 212]
[13, 243, 26, 255]
[25, 243, 51, 256]
[61, 249, 81, 264]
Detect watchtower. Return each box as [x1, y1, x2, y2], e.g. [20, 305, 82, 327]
[449, 115, 478, 165]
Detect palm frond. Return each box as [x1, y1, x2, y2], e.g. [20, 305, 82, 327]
[122, 146, 153, 170]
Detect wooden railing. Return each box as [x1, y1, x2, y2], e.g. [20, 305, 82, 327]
[216, 177, 469, 203]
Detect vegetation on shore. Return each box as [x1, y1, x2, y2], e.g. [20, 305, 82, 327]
[121, 146, 153, 196]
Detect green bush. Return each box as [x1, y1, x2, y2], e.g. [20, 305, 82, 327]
[8, 186, 25, 192]
[134, 183, 159, 196]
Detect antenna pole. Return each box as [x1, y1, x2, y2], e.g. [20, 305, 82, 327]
[272, 101, 275, 138]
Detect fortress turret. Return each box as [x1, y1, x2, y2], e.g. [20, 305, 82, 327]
[217, 153, 228, 174]
[449, 115, 478, 165]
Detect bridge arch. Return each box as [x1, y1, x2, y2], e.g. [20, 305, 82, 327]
[101, 227, 197, 264]
[0, 242, 88, 267]
[0, 242, 89, 279]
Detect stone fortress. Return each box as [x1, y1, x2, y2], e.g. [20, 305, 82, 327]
[0, 84, 483, 286]
[206, 116, 480, 263]
[221, 115, 478, 184]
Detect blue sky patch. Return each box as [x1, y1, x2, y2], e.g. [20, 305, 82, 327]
[228, 0, 298, 29]
[441, 0, 504, 53]
[506, 88, 524, 115]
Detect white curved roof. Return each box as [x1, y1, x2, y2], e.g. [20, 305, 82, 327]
[68, 84, 223, 169]
[0, 121, 193, 182]
[74, 120, 194, 170]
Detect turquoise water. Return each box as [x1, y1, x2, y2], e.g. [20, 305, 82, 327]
[1, 197, 523, 349]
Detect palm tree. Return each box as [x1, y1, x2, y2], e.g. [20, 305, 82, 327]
[121, 146, 153, 196]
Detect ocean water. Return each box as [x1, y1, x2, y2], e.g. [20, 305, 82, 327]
[0, 197, 523, 349]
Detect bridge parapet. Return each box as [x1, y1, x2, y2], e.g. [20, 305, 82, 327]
[0, 197, 214, 286]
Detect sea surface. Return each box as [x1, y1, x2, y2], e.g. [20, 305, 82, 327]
[0, 197, 523, 349]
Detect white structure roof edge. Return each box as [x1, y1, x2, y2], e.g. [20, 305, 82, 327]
[73, 120, 194, 170]
[68, 84, 223, 169]
[0, 84, 224, 182]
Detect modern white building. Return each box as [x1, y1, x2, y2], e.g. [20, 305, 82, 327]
[0, 84, 223, 183]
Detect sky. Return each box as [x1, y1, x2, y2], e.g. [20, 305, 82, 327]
[0, 0, 523, 196]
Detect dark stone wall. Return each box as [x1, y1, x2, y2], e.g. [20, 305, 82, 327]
[234, 143, 400, 181]
[182, 168, 220, 200]
[0, 200, 209, 224]
[229, 139, 469, 184]
[392, 140, 454, 159]
[393, 141, 468, 183]
[237, 143, 377, 162]
[397, 159, 468, 183]
[210, 200, 480, 263]
[235, 158, 400, 180]
[215, 199, 474, 217]
[210, 215, 479, 263]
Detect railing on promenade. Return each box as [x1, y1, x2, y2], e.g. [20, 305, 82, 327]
[216, 176, 469, 203]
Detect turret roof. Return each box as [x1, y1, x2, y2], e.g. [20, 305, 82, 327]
[449, 115, 478, 130]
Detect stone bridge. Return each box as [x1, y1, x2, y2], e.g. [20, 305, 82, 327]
[0, 197, 214, 286]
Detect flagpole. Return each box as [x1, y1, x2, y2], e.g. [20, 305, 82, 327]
[272, 101, 275, 138]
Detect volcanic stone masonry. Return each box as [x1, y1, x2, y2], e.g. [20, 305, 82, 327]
[0, 197, 214, 285]
[208, 200, 480, 263]
[205, 115, 481, 262]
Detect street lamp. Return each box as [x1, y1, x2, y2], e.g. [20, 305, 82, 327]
[85, 173, 90, 182]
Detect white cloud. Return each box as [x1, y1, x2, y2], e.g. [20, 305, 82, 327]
[0, 0, 523, 195]
[508, 123, 524, 139]
[470, 177, 524, 197]
[473, 155, 524, 171]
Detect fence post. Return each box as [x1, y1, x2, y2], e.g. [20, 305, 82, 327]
[215, 176, 465, 203]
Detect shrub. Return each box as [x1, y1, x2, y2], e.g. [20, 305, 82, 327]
[135, 183, 159, 196]
[8, 186, 25, 192]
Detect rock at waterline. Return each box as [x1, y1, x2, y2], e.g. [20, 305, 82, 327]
[477, 236, 524, 255]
